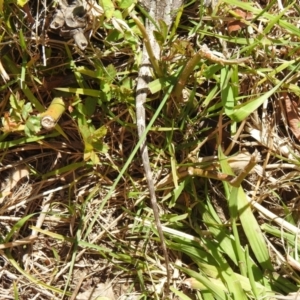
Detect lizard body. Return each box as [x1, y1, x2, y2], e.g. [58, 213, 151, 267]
[135, 0, 183, 289]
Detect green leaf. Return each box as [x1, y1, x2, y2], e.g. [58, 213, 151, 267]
[19, 29, 26, 50]
[13, 281, 19, 300]
[153, 30, 165, 47]
[237, 187, 273, 270]
[220, 67, 235, 117]
[100, 0, 115, 20]
[117, 0, 136, 9]
[245, 245, 260, 299]
[106, 64, 117, 82]
[22, 85, 44, 112]
[17, 0, 28, 6]
[222, 0, 300, 37]
[21, 102, 33, 120]
[4, 213, 35, 242]
[55, 87, 102, 97]
[170, 287, 193, 300]
[169, 5, 183, 39]
[24, 116, 41, 136]
[84, 97, 98, 117]
[10, 94, 24, 112]
[229, 80, 281, 122]
[75, 66, 102, 79]
[84, 150, 100, 164]
[169, 180, 186, 208]
[158, 19, 168, 41]
[166, 213, 188, 222]
[91, 126, 107, 142]
[179, 267, 227, 300]
[0, 133, 60, 149]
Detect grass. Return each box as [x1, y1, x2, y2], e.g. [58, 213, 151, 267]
[1, 0, 300, 299]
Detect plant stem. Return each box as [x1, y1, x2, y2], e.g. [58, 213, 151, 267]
[40, 97, 66, 130]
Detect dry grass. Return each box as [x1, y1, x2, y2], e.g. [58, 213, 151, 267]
[1, 0, 300, 299]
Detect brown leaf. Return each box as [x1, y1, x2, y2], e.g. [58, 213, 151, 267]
[283, 92, 300, 140]
[227, 9, 252, 34]
[42, 74, 77, 91]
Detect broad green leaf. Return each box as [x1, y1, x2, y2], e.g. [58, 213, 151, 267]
[84, 97, 98, 117]
[204, 238, 247, 299]
[148, 78, 163, 93]
[200, 202, 239, 266]
[105, 64, 117, 82]
[166, 213, 188, 223]
[21, 102, 33, 120]
[10, 94, 24, 112]
[153, 30, 165, 47]
[158, 19, 168, 41]
[24, 116, 41, 136]
[84, 150, 100, 164]
[91, 126, 107, 141]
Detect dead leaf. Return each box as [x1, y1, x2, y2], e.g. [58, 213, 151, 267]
[283, 92, 300, 140]
[0, 166, 30, 203]
[227, 9, 252, 34]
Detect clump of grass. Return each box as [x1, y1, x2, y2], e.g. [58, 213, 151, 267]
[1, 0, 300, 299]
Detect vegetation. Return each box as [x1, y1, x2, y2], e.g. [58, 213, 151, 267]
[1, 0, 300, 299]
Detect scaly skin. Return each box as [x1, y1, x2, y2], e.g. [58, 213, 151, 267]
[135, 0, 183, 290]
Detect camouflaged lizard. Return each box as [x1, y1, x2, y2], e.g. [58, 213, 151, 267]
[135, 0, 183, 288]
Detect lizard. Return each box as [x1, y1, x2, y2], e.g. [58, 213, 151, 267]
[134, 0, 183, 289]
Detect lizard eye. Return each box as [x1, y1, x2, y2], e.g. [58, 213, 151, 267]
[73, 6, 86, 19]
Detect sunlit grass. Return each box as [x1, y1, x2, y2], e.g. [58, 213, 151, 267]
[1, 0, 300, 299]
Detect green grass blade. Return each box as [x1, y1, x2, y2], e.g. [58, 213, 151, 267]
[229, 80, 281, 122]
[237, 187, 273, 270]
